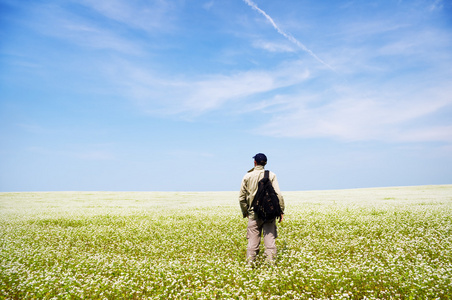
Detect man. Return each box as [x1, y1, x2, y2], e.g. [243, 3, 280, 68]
[239, 153, 285, 264]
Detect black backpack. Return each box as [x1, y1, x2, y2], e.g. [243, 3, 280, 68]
[252, 170, 282, 222]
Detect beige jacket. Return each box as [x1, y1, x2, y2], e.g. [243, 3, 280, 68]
[238, 165, 285, 219]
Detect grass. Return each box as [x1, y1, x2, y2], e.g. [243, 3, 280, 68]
[1, 186, 451, 299]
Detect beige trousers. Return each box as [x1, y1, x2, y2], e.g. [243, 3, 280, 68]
[246, 218, 277, 262]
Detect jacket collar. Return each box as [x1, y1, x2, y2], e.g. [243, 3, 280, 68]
[247, 165, 265, 173]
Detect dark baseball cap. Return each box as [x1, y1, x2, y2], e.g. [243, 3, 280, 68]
[253, 153, 267, 163]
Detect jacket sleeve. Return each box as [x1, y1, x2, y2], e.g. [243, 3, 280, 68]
[238, 176, 249, 218]
[271, 173, 285, 214]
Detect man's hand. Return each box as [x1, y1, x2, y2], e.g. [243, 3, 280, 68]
[279, 214, 284, 223]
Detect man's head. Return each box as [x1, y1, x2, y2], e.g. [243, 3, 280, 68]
[253, 153, 267, 166]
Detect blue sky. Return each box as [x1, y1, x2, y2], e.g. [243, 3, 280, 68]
[1, 0, 451, 192]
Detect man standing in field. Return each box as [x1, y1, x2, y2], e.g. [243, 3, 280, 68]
[239, 153, 285, 264]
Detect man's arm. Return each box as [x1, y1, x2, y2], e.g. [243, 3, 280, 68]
[238, 177, 249, 218]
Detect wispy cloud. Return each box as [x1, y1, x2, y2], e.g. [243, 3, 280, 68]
[14, 0, 179, 56]
[7, 0, 451, 146]
[77, 0, 176, 33]
[59, 21, 143, 55]
[108, 59, 311, 116]
[242, 0, 333, 69]
[255, 83, 452, 143]
[429, 0, 444, 11]
[252, 40, 296, 53]
[74, 151, 116, 161]
[250, 2, 451, 144]
[29, 146, 116, 161]
[183, 64, 309, 114]
[17, 123, 50, 135]
[203, 1, 215, 11]
[17, 2, 145, 55]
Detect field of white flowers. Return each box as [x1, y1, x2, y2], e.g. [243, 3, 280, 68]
[1, 185, 451, 299]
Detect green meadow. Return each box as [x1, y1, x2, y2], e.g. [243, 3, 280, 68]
[1, 186, 451, 299]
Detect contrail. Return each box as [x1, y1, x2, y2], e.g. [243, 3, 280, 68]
[243, 0, 333, 70]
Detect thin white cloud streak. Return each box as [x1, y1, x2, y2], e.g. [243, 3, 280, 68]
[203, 1, 215, 11]
[29, 146, 116, 161]
[255, 86, 452, 143]
[325, 6, 452, 74]
[60, 22, 142, 54]
[429, 0, 444, 11]
[14, 0, 450, 145]
[77, 0, 176, 33]
[21, 3, 144, 55]
[243, 0, 333, 69]
[108, 60, 310, 116]
[252, 40, 296, 53]
[401, 126, 452, 143]
[262, 4, 452, 144]
[184, 66, 309, 113]
[109, 49, 452, 143]
[16, 0, 177, 56]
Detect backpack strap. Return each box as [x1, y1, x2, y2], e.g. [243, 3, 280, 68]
[264, 170, 269, 179]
